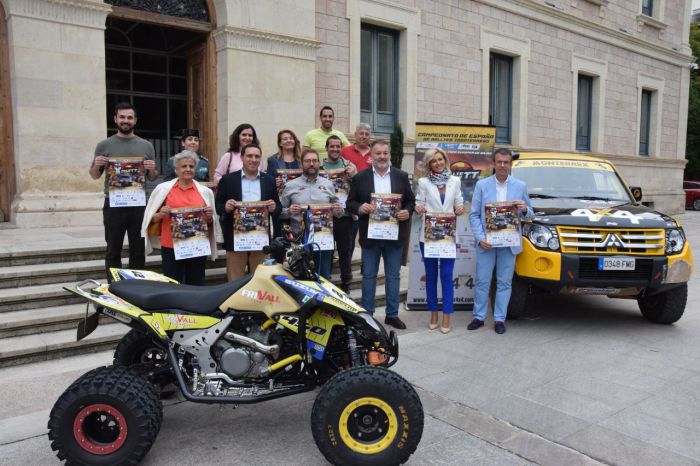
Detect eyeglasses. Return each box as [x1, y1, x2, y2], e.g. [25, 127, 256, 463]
[304, 159, 320, 164]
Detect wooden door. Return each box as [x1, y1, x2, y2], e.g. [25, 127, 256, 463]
[0, 4, 15, 222]
[187, 37, 217, 176]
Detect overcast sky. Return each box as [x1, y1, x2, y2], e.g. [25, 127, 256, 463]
[695, 0, 700, 10]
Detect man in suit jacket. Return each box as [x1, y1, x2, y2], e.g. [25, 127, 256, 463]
[347, 139, 415, 329]
[468, 148, 533, 334]
[215, 143, 281, 281]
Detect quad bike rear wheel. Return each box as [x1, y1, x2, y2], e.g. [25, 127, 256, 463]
[48, 365, 162, 466]
[310, 366, 423, 465]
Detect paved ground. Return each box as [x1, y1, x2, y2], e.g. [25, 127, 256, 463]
[2, 212, 700, 465]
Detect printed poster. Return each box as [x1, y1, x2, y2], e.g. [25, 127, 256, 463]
[170, 207, 211, 260]
[407, 123, 496, 310]
[368, 193, 401, 240]
[307, 203, 335, 251]
[107, 157, 146, 207]
[277, 169, 303, 197]
[323, 168, 351, 208]
[423, 212, 457, 258]
[233, 201, 270, 251]
[485, 201, 521, 248]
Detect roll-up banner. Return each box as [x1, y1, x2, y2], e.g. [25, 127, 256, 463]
[406, 123, 496, 311]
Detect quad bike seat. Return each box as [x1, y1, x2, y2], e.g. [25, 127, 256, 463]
[109, 275, 252, 314]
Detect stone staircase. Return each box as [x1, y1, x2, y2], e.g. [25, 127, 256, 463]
[0, 244, 405, 368]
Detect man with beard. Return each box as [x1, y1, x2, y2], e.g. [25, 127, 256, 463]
[347, 139, 415, 330]
[280, 148, 344, 280]
[90, 102, 158, 276]
[303, 106, 350, 161]
[323, 135, 356, 292]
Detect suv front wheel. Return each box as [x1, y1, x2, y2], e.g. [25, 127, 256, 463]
[507, 275, 530, 320]
[637, 284, 687, 324]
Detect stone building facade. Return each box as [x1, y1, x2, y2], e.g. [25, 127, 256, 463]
[0, 0, 693, 228]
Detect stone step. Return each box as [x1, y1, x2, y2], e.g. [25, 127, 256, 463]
[0, 287, 407, 368]
[0, 254, 226, 289]
[0, 271, 380, 338]
[0, 253, 360, 289]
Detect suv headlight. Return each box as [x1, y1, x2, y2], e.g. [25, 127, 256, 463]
[665, 228, 685, 254]
[523, 223, 560, 251]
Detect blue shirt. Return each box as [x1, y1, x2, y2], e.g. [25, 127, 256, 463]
[241, 171, 262, 201]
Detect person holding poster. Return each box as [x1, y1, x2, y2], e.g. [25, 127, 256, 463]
[216, 144, 280, 281]
[323, 135, 356, 291]
[347, 140, 415, 330]
[468, 149, 533, 334]
[266, 129, 302, 237]
[90, 102, 158, 277]
[142, 152, 217, 285]
[414, 148, 464, 333]
[280, 149, 344, 280]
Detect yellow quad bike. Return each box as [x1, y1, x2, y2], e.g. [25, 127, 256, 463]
[47, 234, 423, 466]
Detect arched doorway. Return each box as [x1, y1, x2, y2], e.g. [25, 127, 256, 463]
[104, 0, 216, 176]
[0, 0, 15, 222]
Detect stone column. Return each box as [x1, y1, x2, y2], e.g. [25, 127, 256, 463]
[5, 0, 111, 227]
[213, 0, 319, 157]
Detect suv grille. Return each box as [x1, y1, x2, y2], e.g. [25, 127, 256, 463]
[578, 257, 654, 280]
[558, 227, 664, 255]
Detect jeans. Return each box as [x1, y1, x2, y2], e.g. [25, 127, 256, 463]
[333, 216, 354, 284]
[161, 247, 207, 285]
[419, 242, 456, 314]
[103, 199, 146, 276]
[361, 240, 403, 317]
[313, 250, 333, 280]
[473, 245, 516, 322]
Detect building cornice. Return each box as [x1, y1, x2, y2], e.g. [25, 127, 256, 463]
[213, 26, 320, 61]
[475, 0, 692, 67]
[4, 0, 111, 29]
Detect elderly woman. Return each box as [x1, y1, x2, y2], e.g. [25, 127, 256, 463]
[414, 148, 464, 333]
[142, 151, 219, 285]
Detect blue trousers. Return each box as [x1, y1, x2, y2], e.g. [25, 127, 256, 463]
[419, 243, 455, 313]
[361, 240, 402, 317]
[473, 246, 516, 322]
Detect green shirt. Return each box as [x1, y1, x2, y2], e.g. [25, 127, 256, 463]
[93, 134, 155, 196]
[303, 128, 350, 161]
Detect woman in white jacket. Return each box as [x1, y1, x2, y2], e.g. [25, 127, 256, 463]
[141, 151, 219, 285]
[415, 148, 464, 333]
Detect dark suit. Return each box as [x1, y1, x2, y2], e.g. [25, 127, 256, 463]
[346, 166, 415, 317]
[347, 167, 415, 248]
[215, 170, 281, 252]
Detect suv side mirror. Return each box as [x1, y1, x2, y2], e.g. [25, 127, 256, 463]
[629, 186, 642, 202]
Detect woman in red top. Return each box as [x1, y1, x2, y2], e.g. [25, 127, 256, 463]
[144, 152, 217, 285]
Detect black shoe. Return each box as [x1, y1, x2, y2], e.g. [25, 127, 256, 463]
[340, 283, 350, 294]
[494, 321, 506, 334]
[384, 316, 407, 330]
[467, 318, 484, 330]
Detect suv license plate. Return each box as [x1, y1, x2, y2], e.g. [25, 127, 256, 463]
[598, 257, 635, 271]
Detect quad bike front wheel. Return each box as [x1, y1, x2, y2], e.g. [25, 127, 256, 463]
[48, 365, 162, 466]
[310, 366, 424, 465]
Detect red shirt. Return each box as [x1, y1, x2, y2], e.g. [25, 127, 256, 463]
[159, 181, 206, 248]
[342, 144, 372, 172]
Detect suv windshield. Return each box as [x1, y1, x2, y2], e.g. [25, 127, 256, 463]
[512, 159, 631, 202]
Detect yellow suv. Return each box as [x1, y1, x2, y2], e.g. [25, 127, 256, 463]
[510, 153, 693, 324]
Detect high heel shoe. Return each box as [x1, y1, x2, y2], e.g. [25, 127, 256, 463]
[440, 315, 450, 333]
[440, 326, 450, 334]
[429, 312, 439, 330]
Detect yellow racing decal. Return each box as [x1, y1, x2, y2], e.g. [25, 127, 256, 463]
[514, 159, 613, 171]
[142, 313, 221, 337]
[277, 309, 344, 346]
